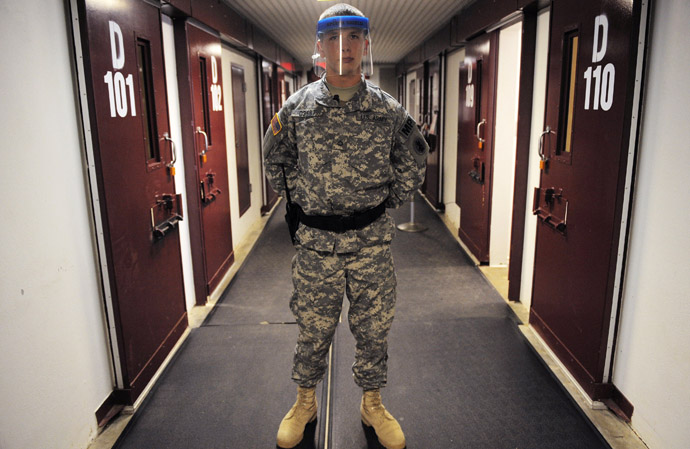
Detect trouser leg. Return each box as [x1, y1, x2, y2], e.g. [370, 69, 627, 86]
[345, 244, 397, 390]
[290, 248, 345, 387]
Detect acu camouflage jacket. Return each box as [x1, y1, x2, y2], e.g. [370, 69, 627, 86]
[263, 77, 428, 253]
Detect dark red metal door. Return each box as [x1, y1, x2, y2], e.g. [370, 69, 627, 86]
[530, 0, 641, 399]
[423, 57, 441, 207]
[78, 0, 187, 404]
[261, 61, 278, 213]
[185, 24, 234, 296]
[276, 67, 287, 107]
[231, 63, 251, 216]
[456, 32, 498, 263]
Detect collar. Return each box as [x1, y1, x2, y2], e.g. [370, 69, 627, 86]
[314, 75, 372, 112]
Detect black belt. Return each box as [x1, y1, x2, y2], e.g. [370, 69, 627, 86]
[298, 203, 386, 233]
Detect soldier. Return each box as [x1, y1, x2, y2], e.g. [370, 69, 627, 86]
[263, 4, 428, 449]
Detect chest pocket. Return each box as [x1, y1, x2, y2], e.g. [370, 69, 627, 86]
[292, 109, 328, 171]
[347, 113, 393, 180]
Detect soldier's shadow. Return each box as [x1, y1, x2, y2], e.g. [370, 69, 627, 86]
[361, 422, 386, 449]
[361, 422, 407, 449]
[276, 419, 317, 449]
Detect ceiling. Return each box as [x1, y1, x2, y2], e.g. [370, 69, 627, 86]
[221, 0, 475, 67]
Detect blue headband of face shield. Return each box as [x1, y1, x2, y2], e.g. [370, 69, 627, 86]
[316, 16, 370, 36]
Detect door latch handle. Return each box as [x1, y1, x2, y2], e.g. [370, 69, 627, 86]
[150, 193, 183, 241]
[468, 157, 485, 184]
[476, 119, 486, 149]
[196, 127, 209, 162]
[538, 126, 555, 169]
[162, 132, 177, 174]
[533, 187, 567, 235]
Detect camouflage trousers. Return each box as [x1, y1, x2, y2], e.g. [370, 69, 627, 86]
[290, 244, 396, 390]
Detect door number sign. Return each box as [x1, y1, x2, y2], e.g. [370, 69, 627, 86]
[210, 56, 223, 112]
[104, 21, 136, 118]
[583, 15, 615, 111]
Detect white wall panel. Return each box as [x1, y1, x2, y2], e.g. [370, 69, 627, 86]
[442, 48, 465, 229]
[613, 2, 690, 448]
[0, 2, 113, 448]
[162, 16, 197, 310]
[518, 8, 550, 309]
[490, 22, 522, 266]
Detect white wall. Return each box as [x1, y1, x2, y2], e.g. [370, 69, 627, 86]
[0, 2, 113, 448]
[162, 16, 197, 310]
[489, 22, 522, 266]
[406, 71, 418, 121]
[222, 47, 264, 248]
[518, 8, 550, 309]
[613, 2, 690, 448]
[442, 48, 465, 228]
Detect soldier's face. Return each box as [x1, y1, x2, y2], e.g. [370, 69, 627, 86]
[318, 29, 368, 77]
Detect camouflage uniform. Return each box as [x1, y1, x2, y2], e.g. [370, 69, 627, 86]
[263, 76, 428, 390]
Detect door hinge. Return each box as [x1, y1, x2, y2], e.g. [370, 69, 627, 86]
[242, 82, 247, 93]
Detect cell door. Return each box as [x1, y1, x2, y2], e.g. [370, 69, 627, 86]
[184, 23, 234, 299]
[423, 57, 442, 207]
[260, 61, 278, 213]
[408, 78, 416, 119]
[407, 67, 423, 123]
[261, 62, 278, 211]
[231, 63, 250, 216]
[283, 79, 292, 103]
[456, 32, 499, 263]
[276, 67, 287, 108]
[530, 0, 641, 399]
[77, 0, 187, 404]
[397, 75, 405, 107]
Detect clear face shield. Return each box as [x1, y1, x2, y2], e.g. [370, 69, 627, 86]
[312, 16, 373, 78]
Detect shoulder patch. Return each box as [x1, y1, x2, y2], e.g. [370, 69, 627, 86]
[400, 116, 415, 139]
[271, 113, 282, 135]
[413, 137, 427, 156]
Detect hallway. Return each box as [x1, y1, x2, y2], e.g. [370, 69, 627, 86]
[112, 196, 608, 449]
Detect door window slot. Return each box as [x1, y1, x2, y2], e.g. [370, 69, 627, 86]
[474, 60, 483, 131]
[136, 38, 160, 166]
[199, 56, 212, 145]
[556, 30, 579, 163]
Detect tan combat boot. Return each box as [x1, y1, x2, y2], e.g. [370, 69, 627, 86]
[360, 389, 406, 449]
[276, 386, 317, 448]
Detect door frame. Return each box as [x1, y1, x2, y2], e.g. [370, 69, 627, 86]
[600, 0, 650, 384]
[507, 8, 538, 300]
[69, 0, 125, 391]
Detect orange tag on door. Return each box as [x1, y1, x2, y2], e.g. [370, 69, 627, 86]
[478, 141, 483, 149]
[201, 154, 207, 164]
[539, 160, 546, 170]
[169, 166, 176, 176]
